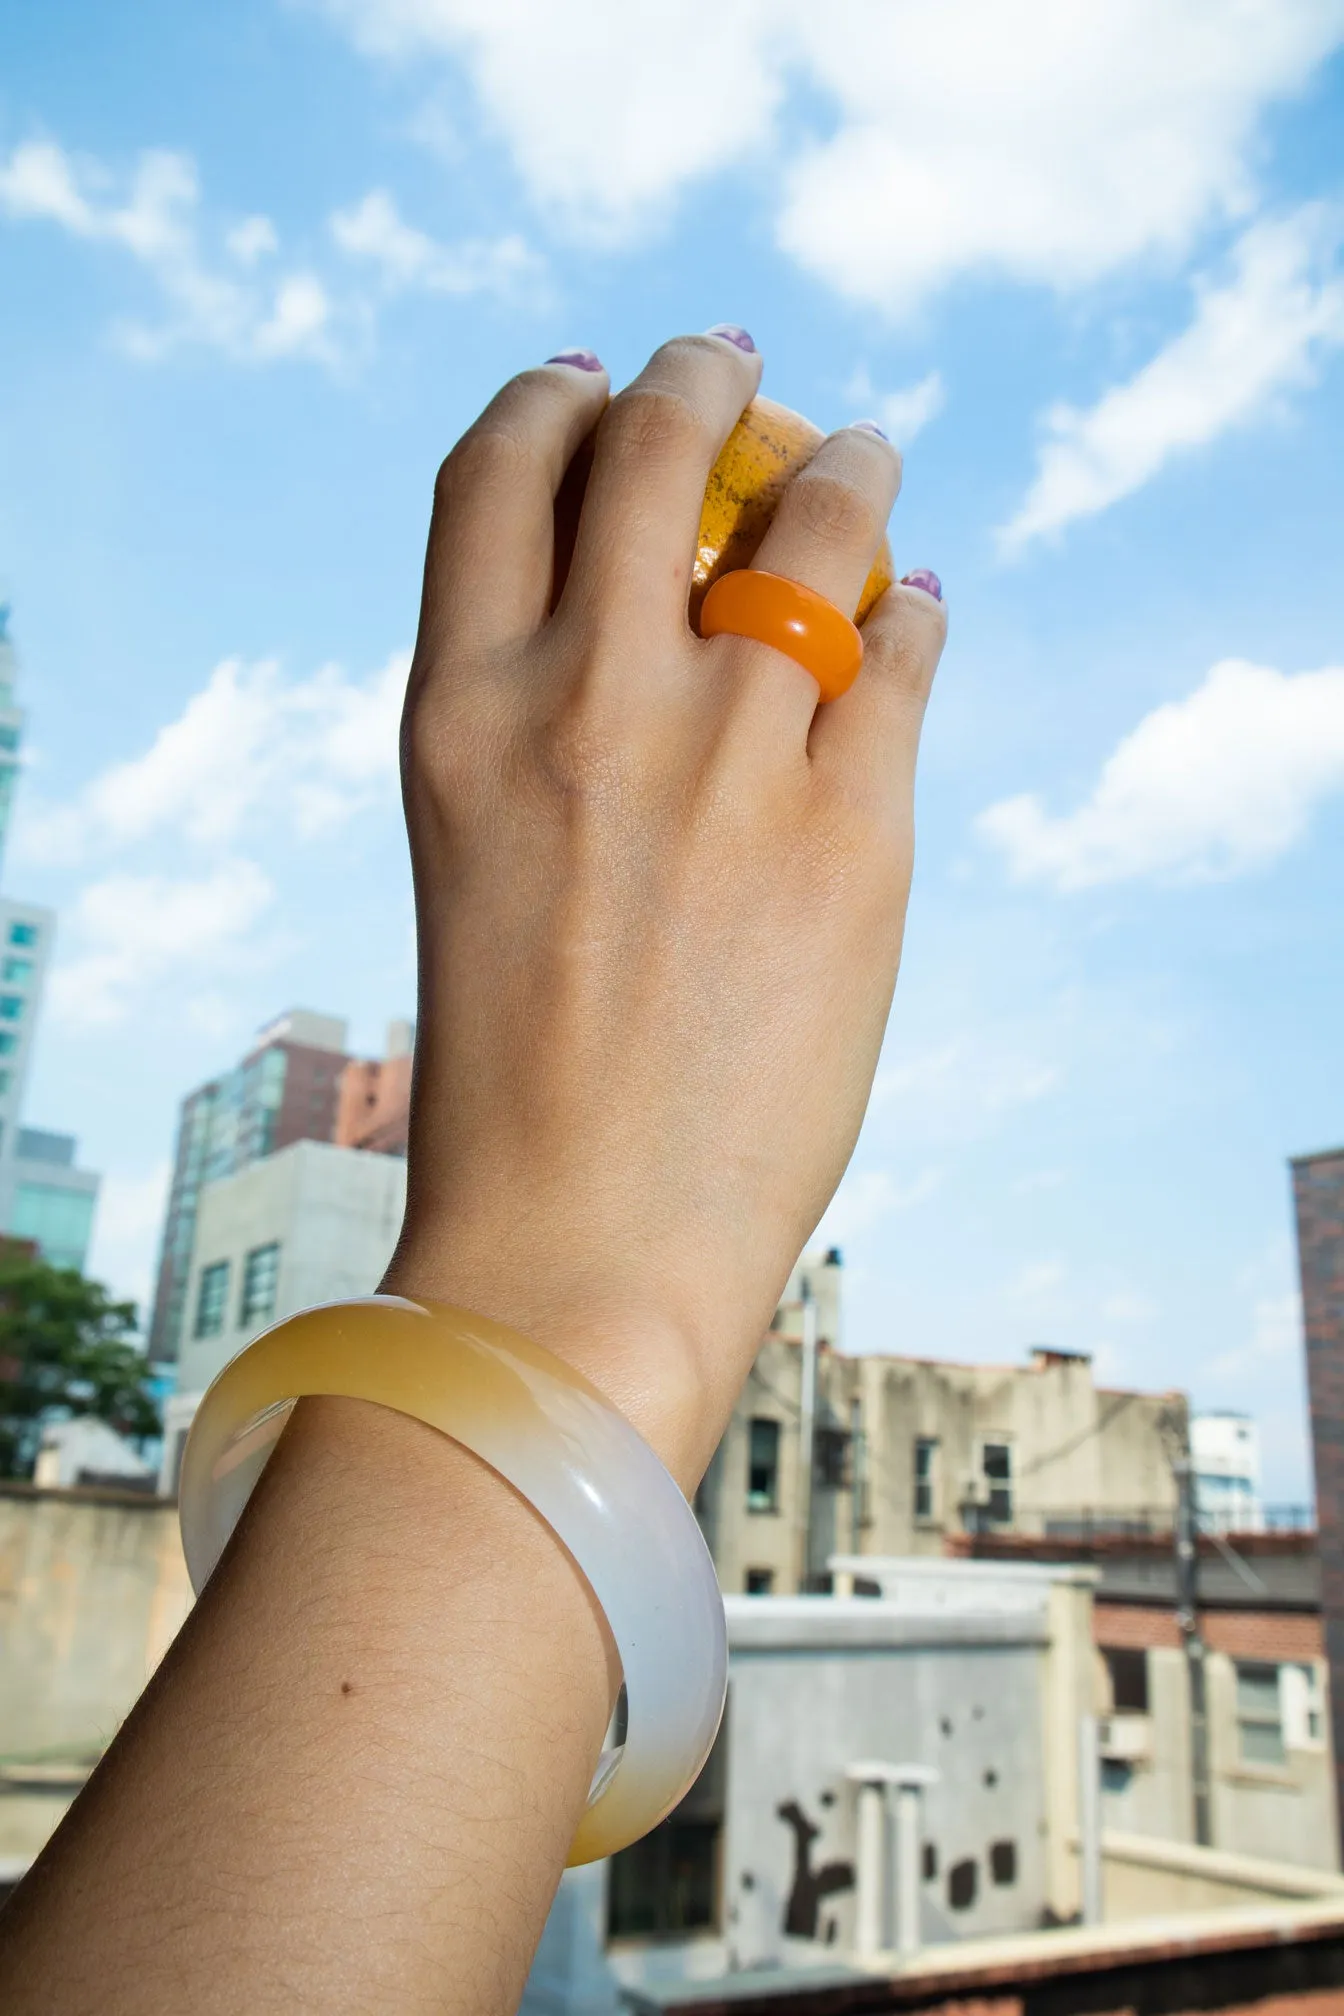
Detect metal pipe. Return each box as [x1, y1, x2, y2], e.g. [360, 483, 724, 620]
[798, 1279, 817, 1593]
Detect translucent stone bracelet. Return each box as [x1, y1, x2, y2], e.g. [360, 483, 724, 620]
[177, 1294, 728, 1865]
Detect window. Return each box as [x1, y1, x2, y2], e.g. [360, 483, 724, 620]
[1103, 1647, 1149, 1715]
[0, 995, 23, 1021]
[608, 1711, 725, 1939]
[745, 1567, 774, 1595]
[814, 1424, 850, 1487]
[7, 921, 37, 947]
[239, 1242, 281, 1326]
[10, 1181, 95, 1274]
[982, 1441, 1014, 1524]
[914, 1436, 939, 1522]
[1281, 1662, 1326, 1751]
[2, 955, 32, 984]
[747, 1417, 781, 1512]
[0, 1031, 14, 1055]
[0, 1070, 9, 1096]
[0, 726, 18, 751]
[1236, 1661, 1286, 1765]
[194, 1260, 231, 1340]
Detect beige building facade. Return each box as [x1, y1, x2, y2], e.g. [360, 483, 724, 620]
[698, 1251, 1187, 1597]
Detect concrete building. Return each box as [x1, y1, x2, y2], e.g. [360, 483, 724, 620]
[0, 616, 99, 1272]
[159, 1138, 408, 1490]
[1292, 1144, 1344, 1857]
[32, 1417, 155, 1492]
[147, 1009, 354, 1366]
[524, 1563, 1097, 2014]
[696, 1251, 1186, 1598]
[1192, 1411, 1262, 1533]
[959, 1526, 1338, 1876]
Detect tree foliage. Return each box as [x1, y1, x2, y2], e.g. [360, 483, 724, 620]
[0, 1254, 157, 1479]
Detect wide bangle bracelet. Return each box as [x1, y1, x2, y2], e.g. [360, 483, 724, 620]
[177, 1294, 727, 1866]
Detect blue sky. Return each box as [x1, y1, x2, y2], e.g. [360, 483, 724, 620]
[2, 1, 1343, 1497]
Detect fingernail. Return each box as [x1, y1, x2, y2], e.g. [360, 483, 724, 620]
[851, 418, 889, 440]
[546, 348, 605, 372]
[901, 568, 943, 602]
[705, 324, 757, 354]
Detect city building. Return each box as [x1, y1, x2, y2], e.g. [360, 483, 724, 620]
[147, 1009, 354, 1366]
[335, 1018, 414, 1155]
[1292, 1143, 1344, 1859]
[159, 1137, 408, 1490]
[525, 1562, 1098, 2013]
[695, 1250, 1186, 1598]
[951, 1526, 1337, 1875]
[0, 613, 100, 1273]
[1192, 1411, 1263, 1533]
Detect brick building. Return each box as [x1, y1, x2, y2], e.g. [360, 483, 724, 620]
[1293, 1146, 1344, 1856]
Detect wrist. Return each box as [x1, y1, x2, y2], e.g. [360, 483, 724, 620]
[379, 1230, 720, 1490]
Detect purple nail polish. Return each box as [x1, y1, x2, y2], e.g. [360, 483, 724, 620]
[901, 568, 943, 602]
[546, 348, 605, 372]
[705, 324, 757, 354]
[851, 418, 889, 440]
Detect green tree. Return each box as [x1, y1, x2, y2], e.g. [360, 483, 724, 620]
[0, 1254, 157, 1479]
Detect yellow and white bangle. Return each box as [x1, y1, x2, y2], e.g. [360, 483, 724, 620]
[177, 1294, 727, 1866]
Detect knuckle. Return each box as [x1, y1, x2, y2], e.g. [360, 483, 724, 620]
[434, 421, 531, 510]
[787, 470, 882, 553]
[604, 383, 708, 463]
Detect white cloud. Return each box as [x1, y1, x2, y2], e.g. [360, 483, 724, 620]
[1000, 208, 1344, 551]
[227, 214, 279, 265]
[17, 650, 409, 865]
[49, 862, 275, 1027]
[86, 1160, 172, 1314]
[978, 658, 1344, 890]
[330, 188, 541, 296]
[844, 366, 944, 445]
[0, 138, 335, 364]
[1005, 1259, 1067, 1302]
[1206, 1290, 1303, 1383]
[320, 0, 1344, 311]
[814, 1166, 941, 1245]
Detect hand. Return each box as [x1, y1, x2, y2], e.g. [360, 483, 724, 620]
[385, 330, 946, 1485]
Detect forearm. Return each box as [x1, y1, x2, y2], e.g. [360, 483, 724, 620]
[0, 1395, 618, 2015]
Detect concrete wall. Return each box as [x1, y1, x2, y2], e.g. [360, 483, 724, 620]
[0, 1487, 191, 1871]
[1098, 1830, 1344, 1921]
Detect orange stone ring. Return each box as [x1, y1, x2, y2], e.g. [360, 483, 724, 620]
[699, 569, 864, 703]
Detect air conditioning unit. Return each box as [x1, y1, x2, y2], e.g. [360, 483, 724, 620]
[1098, 1715, 1151, 1763]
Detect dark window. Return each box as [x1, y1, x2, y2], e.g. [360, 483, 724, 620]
[914, 1436, 938, 1521]
[194, 1260, 231, 1339]
[7, 922, 38, 947]
[814, 1424, 850, 1487]
[747, 1417, 781, 1511]
[239, 1242, 281, 1327]
[0, 1032, 14, 1055]
[607, 1818, 719, 1939]
[989, 1840, 1017, 1886]
[0, 994, 22, 1021]
[1104, 1647, 1150, 1715]
[922, 1842, 938, 1881]
[608, 1709, 726, 1940]
[947, 1858, 977, 1911]
[745, 1567, 774, 1595]
[982, 1441, 1013, 1524]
